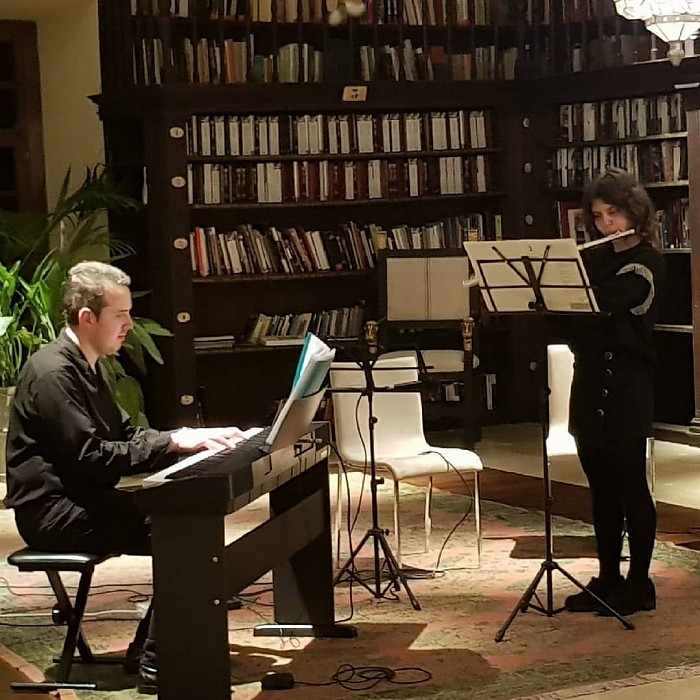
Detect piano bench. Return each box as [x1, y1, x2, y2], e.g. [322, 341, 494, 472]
[7, 548, 123, 693]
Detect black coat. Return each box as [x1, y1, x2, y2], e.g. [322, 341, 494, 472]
[567, 242, 664, 444]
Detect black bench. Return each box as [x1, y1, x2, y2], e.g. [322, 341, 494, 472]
[7, 548, 126, 692]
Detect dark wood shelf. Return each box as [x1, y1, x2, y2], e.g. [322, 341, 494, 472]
[191, 191, 505, 212]
[194, 342, 323, 356]
[192, 268, 376, 283]
[187, 147, 503, 163]
[547, 181, 688, 196]
[547, 132, 688, 148]
[94, 81, 517, 117]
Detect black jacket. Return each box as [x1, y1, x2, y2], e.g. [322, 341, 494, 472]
[4, 331, 174, 509]
[567, 242, 664, 444]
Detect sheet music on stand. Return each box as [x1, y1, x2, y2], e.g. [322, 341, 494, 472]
[462, 238, 599, 314]
[267, 332, 335, 446]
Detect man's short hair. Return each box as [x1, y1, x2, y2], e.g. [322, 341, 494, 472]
[63, 261, 131, 326]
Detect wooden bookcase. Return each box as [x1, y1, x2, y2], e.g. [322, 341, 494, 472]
[524, 60, 700, 432]
[94, 1, 700, 437]
[0, 21, 45, 213]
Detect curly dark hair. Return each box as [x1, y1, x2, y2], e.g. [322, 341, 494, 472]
[581, 168, 659, 248]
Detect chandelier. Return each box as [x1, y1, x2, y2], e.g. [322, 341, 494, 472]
[614, 1, 700, 64]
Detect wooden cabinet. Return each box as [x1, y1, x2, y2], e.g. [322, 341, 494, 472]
[0, 21, 45, 213]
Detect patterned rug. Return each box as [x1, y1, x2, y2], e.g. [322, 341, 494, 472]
[2, 475, 700, 700]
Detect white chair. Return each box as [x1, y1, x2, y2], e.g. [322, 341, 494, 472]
[330, 352, 483, 568]
[546, 344, 655, 491]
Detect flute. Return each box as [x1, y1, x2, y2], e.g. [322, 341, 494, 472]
[577, 229, 636, 251]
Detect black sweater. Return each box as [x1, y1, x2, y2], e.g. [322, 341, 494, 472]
[567, 241, 664, 443]
[4, 331, 174, 509]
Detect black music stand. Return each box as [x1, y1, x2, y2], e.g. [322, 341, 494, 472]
[329, 340, 422, 610]
[462, 238, 634, 640]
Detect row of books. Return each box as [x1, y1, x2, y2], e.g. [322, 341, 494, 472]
[558, 94, 686, 144]
[189, 223, 376, 276]
[246, 306, 366, 345]
[657, 199, 690, 251]
[186, 154, 493, 204]
[549, 141, 688, 190]
[132, 34, 518, 86]
[377, 213, 502, 250]
[131, 0, 616, 26]
[186, 110, 493, 159]
[517, 34, 653, 77]
[189, 214, 498, 277]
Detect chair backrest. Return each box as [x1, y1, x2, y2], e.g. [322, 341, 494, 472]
[547, 344, 574, 433]
[330, 352, 429, 462]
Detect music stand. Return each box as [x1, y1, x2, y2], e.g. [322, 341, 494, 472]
[329, 336, 421, 611]
[462, 238, 634, 640]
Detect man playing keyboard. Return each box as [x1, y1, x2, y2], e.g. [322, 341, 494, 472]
[3, 261, 246, 691]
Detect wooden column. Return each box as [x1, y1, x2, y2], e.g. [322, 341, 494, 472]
[679, 85, 700, 431]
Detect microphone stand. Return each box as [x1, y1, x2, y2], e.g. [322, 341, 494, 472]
[330, 330, 421, 610]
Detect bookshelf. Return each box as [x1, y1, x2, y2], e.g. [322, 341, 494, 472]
[94, 2, 700, 436]
[0, 21, 45, 213]
[527, 63, 699, 431]
[96, 1, 523, 428]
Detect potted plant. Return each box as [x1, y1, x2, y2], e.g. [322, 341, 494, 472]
[0, 167, 171, 465]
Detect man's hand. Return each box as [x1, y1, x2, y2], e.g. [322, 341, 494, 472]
[168, 426, 246, 454]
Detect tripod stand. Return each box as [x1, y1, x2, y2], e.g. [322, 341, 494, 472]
[331, 352, 421, 611]
[461, 238, 633, 640]
[494, 311, 633, 640]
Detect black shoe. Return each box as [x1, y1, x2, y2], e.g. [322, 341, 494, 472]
[564, 576, 625, 613]
[137, 663, 157, 695]
[598, 577, 656, 616]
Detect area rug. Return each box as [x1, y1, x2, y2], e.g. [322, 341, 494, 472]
[2, 474, 700, 700]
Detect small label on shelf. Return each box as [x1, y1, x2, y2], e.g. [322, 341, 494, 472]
[342, 86, 368, 102]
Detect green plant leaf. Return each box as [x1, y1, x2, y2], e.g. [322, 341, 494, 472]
[113, 375, 145, 424]
[134, 317, 173, 337]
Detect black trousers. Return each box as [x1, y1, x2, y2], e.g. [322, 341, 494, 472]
[575, 437, 656, 581]
[14, 490, 151, 556]
[14, 490, 156, 666]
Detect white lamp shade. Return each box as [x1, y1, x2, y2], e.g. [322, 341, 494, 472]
[646, 15, 700, 41]
[614, 1, 700, 34]
[614, 0, 700, 19]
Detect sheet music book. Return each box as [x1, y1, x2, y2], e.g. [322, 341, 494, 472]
[463, 238, 599, 314]
[267, 332, 335, 445]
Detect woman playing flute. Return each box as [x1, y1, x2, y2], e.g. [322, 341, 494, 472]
[563, 168, 664, 616]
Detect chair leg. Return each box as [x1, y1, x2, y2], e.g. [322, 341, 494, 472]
[393, 480, 402, 569]
[474, 472, 482, 568]
[647, 437, 656, 496]
[47, 568, 95, 683]
[424, 477, 433, 553]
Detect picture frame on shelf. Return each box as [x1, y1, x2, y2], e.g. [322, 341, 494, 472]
[556, 201, 588, 246]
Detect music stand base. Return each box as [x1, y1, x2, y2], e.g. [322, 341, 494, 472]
[254, 623, 357, 638]
[334, 527, 421, 611]
[495, 559, 634, 642]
